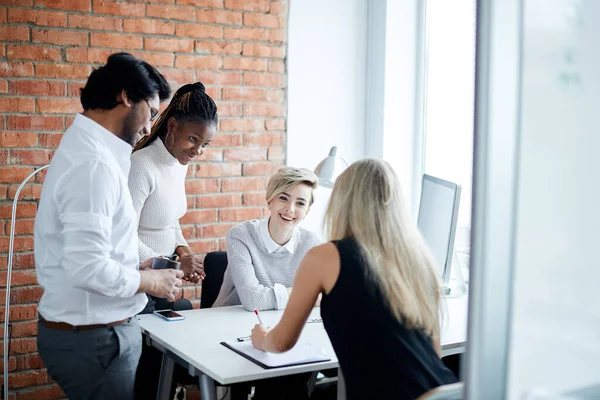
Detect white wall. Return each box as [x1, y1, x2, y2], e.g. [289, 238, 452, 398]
[287, 0, 368, 235]
[507, 0, 600, 397]
[287, 0, 367, 169]
[382, 0, 420, 215]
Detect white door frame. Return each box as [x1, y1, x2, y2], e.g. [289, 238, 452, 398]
[463, 0, 523, 398]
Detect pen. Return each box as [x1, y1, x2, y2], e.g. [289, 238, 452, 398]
[254, 309, 264, 325]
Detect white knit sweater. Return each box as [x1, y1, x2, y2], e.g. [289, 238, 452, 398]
[128, 138, 189, 261]
[213, 219, 321, 311]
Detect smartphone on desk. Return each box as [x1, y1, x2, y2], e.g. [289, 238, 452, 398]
[153, 309, 185, 322]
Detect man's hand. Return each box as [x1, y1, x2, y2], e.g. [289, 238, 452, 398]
[139, 269, 184, 301]
[179, 254, 205, 284]
[139, 258, 153, 270]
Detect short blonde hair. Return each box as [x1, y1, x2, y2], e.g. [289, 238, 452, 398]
[265, 167, 319, 206]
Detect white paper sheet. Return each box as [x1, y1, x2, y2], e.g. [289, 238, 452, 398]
[221, 339, 330, 368]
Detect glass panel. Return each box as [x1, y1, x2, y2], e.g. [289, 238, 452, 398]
[423, 0, 477, 268]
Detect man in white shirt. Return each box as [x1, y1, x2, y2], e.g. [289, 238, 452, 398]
[34, 53, 184, 400]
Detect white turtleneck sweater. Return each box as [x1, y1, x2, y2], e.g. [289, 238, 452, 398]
[128, 138, 189, 262]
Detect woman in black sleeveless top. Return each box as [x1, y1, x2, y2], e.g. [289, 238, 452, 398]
[250, 159, 457, 399]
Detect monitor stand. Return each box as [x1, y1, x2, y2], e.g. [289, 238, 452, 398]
[443, 251, 468, 297]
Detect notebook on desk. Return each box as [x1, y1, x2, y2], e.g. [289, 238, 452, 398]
[221, 340, 330, 369]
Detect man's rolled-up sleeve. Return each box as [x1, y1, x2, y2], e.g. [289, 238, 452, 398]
[56, 161, 140, 298]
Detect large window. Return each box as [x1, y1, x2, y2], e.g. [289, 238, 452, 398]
[422, 0, 477, 271]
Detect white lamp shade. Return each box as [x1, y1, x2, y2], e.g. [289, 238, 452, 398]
[314, 146, 348, 188]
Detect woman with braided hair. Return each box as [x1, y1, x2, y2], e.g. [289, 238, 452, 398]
[130, 82, 218, 398]
[131, 81, 217, 299]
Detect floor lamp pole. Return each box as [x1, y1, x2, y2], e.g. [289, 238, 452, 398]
[3, 165, 49, 398]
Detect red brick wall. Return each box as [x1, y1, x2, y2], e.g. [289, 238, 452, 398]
[0, 1, 288, 398]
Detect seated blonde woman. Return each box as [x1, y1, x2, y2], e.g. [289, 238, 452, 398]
[215, 166, 321, 400]
[250, 159, 458, 400]
[214, 167, 321, 311]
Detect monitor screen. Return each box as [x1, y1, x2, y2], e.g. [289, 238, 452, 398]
[417, 175, 461, 285]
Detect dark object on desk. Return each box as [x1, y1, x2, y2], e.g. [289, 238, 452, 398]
[201, 251, 228, 308]
[153, 309, 185, 321]
[151, 256, 181, 270]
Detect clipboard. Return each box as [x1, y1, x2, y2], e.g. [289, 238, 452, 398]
[221, 340, 330, 369]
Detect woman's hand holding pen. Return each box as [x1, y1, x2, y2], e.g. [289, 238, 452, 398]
[179, 254, 206, 284]
[251, 323, 270, 351]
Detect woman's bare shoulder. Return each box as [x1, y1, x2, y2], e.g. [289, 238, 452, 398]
[302, 242, 340, 294]
[303, 242, 340, 270]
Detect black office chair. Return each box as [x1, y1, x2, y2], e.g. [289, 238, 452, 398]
[200, 251, 228, 309]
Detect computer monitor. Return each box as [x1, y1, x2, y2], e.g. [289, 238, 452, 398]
[417, 174, 461, 286]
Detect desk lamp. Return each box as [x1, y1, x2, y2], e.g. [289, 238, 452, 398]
[314, 146, 348, 188]
[4, 165, 49, 396]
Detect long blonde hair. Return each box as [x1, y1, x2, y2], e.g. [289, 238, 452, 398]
[324, 159, 442, 336]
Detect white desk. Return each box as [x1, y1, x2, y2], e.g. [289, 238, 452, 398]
[137, 295, 468, 400]
[440, 295, 469, 357]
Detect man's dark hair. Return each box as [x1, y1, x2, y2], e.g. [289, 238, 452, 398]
[80, 52, 171, 111]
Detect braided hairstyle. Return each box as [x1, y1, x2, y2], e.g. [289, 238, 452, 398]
[134, 81, 218, 151]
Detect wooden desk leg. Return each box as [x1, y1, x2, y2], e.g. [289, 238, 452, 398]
[337, 368, 346, 400]
[198, 372, 216, 400]
[156, 354, 175, 400]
